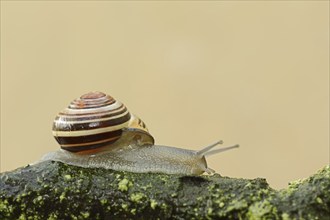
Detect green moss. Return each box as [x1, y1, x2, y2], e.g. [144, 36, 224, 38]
[247, 200, 278, 220]
[0, 161, 329, 219]
[130, 193, 145, 203]
[100, 199, 107, 205]
[63, 174, 71, 180]
[171, 193, 177, 198]
[207, 207, 213, 215]
[80, 211, 90, 218]
[316, 197, 323, 204]
[0, 200, 7, 212]
[70, 214, 78, 220]
[150, 199, 157, 209]
[121, 203, 128, 211]
[118, 178, 130, 192]
[18, 213, 26, 220]
[130, 208, 136, 215]
[227, 199, 249, 212]
[59, 192, 66, 202]
[281, 213, 290, 220]
[47, 213, 58, 220]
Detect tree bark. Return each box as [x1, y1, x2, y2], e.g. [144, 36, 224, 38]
[0, 161, 329, 219]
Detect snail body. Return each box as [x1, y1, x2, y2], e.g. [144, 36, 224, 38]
[42, 92, 239, 175]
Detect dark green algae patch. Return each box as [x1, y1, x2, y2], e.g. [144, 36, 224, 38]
[0, 162, 329, 220]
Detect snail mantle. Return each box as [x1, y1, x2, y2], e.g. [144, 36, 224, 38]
[0, 162, 329, 219]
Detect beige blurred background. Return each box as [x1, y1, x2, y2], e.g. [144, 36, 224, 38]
[1, 1, 329, 189]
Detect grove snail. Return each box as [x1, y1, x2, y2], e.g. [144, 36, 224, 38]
[41, 92, 239, 175]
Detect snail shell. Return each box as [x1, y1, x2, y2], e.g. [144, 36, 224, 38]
[52, 92, 154, 153]
[41, 91, 239, 175]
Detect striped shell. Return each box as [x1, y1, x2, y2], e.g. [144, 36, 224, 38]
[52, 92, 154, 153]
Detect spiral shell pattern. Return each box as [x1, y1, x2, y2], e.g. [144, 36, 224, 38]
[53, 92, 137, 152]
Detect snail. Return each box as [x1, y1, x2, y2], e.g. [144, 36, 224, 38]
[41, 91, 239, 175]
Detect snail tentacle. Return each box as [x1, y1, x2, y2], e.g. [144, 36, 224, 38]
[196, 140, 223, 156]
[203, 144, 239, 157]
[197, 140, 239, 157]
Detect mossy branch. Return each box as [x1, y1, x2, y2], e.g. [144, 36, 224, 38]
[1, 161, 329, 219]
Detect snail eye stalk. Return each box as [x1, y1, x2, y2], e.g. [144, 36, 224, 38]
[197, 140, 239, 157]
